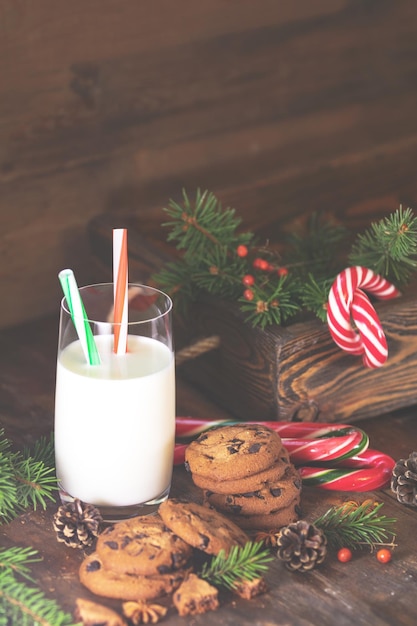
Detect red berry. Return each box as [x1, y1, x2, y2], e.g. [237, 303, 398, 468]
[337, 548, 352, 563]
[253, 258, 269, 271]
[277, 267, 289, 277]
[236, 244, 248, 258]
[376, 549, 392, 563]
[243, 289, 254, 301]
[242, 274, 255, 287]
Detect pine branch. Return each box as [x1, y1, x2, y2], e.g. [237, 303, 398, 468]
[199, 541, 273, 590]
[0, 546, 41, 582]
[300, 274, 335, 322]
[0, 435, 18, 522]
[239, 275, 301, 328]
[349, 206, 417, 285]
[285, 212, 348, 279]
[0, 429, 58, 523]
[314, 500, 397, 551]
[0, 569, 79, 626]
[154, 190, 417, 329]
[163, 188, 253, 262]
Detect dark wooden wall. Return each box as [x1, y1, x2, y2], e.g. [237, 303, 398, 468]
[2, 0, 417, 327]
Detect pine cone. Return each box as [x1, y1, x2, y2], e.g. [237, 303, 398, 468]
[53, 499, 102, 549]
[391, 451, 417, 507]
[275, 520, 327, 572]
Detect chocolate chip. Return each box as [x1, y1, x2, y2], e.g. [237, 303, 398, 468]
[240, 490, 261, 499]
[227, 438, 244, 454]
[248, 443, 262, 453]
[228, 504, 243, 514]
[172, 552, 185, 568]
[270, 487, 282, 497]
[121, 536, 132, 548]
[158, 564, 172, 574]
[184, 460, 191, 472]
[104, 540, 118, 550]
[86, 559, 101, 572]
[294, 478, 302, 489]
[199, 533, 210, 549]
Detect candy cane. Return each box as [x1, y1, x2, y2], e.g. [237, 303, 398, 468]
[326, 266, 400, 368]
[174, 417, 394, 491]
[175, 417, 368, 462]
[299, 450, 395, 491]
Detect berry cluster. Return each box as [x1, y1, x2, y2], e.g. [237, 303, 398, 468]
[236, 244, 288, 303]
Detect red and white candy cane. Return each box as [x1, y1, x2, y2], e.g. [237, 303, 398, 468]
[174, 417, 394, 491]
[327, 266, 400, 368]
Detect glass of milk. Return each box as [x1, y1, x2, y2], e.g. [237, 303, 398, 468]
[54, 283, 175, 521]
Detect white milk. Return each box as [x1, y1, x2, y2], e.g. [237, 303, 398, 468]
[54, 334, 175, 506]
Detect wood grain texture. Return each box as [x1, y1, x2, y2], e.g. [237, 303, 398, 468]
[2, 1, 417, 326]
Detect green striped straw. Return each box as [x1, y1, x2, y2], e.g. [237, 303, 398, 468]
[58, 269, 101, 365]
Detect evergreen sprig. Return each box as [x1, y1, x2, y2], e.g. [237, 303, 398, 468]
[0, 546, 80, 626]
[349, 206, 417, 285]
[0, 546, 41, 582]
[0, 429, 57, 523]
[0, 569, 79, 626]
[200, 541, 273, 590]
[154, 190, 417, 328]
[163, 188, 254, 261]
[238, 274, 300, 328]
[314, 500, 397, 551]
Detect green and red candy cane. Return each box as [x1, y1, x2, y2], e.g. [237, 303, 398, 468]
[174, 418, 395, 492]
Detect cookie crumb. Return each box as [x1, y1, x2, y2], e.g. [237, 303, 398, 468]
[74, 597, 127, 625]
[173, 573, 219, 616]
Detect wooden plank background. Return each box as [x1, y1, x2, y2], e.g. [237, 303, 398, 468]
[1, 0, 417, 327]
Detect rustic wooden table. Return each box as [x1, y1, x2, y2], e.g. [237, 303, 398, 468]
[1, 316, 416, 626]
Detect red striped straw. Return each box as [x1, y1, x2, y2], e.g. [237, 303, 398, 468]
[113, 228, 128, 354]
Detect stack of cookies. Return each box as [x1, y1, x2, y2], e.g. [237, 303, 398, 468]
[184, 424, 302, 531]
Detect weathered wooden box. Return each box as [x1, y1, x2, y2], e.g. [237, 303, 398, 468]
[89, 215, 417, 424]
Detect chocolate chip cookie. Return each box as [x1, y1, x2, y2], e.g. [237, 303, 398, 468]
[203, 465, 302, 516]
[185, 424, 284, 481]
[227, 498, 302, 531]
[79, 551, 190, 601]
[96, 514, 192, 576]
[159, 498, 249, 555]
[191, 448, 291, 494]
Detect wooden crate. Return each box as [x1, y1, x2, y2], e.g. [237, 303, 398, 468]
[89, 214, 417, 424]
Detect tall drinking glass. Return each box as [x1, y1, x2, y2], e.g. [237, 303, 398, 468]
[54, 283, 175, 522]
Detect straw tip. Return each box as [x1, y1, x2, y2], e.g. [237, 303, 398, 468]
[58, 268, 74, 279]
